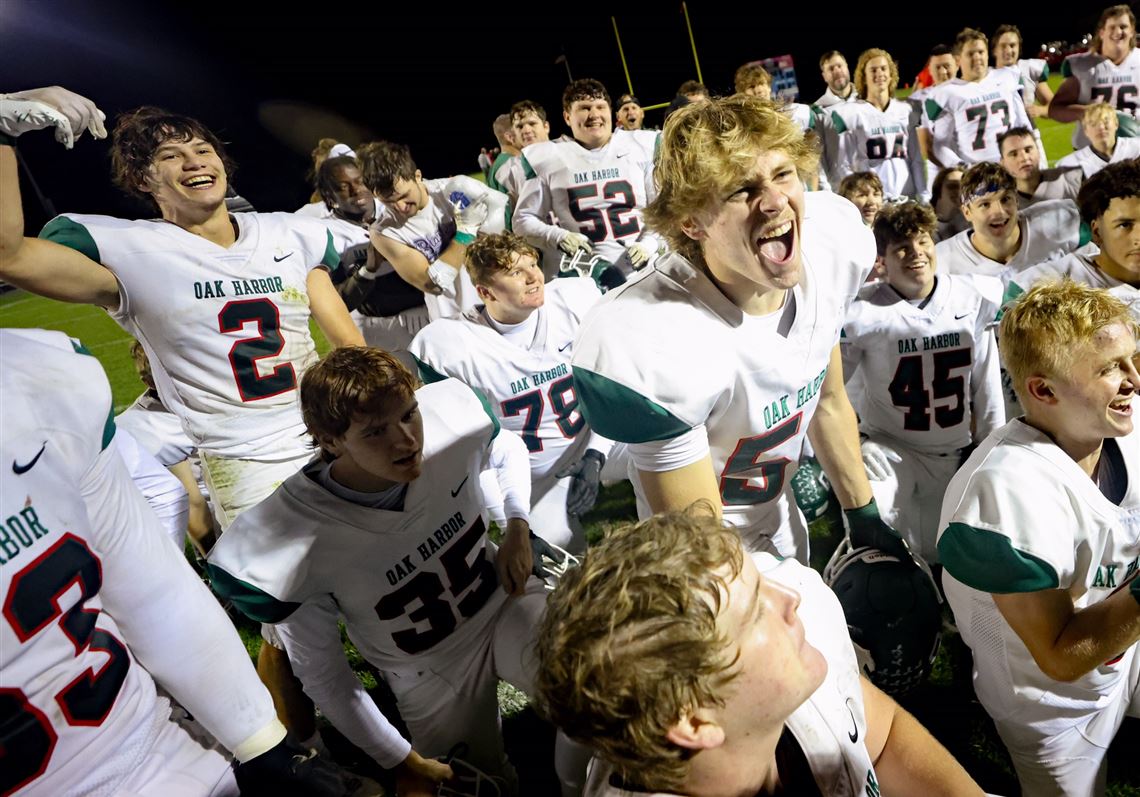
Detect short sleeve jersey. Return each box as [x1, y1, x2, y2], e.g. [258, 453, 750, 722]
[207, 379, 509, 671]
[1014, 58, 1050, 106]
[841, 274, 1002, 454]
[925, 69, 1032, 164]
[39, 212, 339, 459]
[1057, 138, 1140, 179]
[829, 98, 923, 197]
[938, 421, 1140, 739]
[1061, 49, 1140, 148]
[410, 278, 603, 478]
[572, 192, 873, 547]
[1004, 252, 1140, 324]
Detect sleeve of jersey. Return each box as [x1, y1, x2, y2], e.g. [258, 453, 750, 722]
[838, 321, 863, 384]
[512, 150, 565, 252]
[969, 318, 1005, 442]
[320, 228, 341, 273]
[1060, 57, 1074, 79]
[937, 465, 1071, 594]
[84, 441, 282, 754]
[38, 215, 102, 261]
[408, 327, 453, 384]
[205, 518, 307, 624]
[485, 428, 531, 522]
[274, 595, 413, 769]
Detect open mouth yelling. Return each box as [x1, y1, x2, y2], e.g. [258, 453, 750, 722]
[757, 219, 796, 265]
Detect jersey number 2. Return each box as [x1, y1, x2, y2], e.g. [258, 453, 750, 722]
[1, 535, 130, 796]
[218, 298, 297, 402]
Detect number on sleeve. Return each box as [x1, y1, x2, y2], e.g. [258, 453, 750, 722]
[1, 534, 131, 794]
[218, 298, 297, 402]
[719, 413, 802, 506]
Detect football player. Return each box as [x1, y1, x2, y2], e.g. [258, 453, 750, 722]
[842, 201, 1005, 564]
[938, 281, 1140, 796]
[1, 328, 363, 797]
[992, 23, 1054, 120]
[935, 162, 1089, 284]
[930, 163, 968, 241]
[357, 139, 507, 320]
[410, 232, 613, 552]
[207, 346, 551, 792]
[513, 79, 661, 280]
[924, 28, 1031, 166]
[907, 44, 960, 196]
[829, 48, 926, 199]
[1057, 102, 1140, 179]
[997, 127, 1082, 208]
[1004, 159, 1140, 319]
[535, 506, 985, 797]
[571, 95, 898, 564]
[837, 171, 884, 227]
[1050, 4, 1140, 149]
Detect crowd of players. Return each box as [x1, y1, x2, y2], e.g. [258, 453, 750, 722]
[1, 5, 1139, 796]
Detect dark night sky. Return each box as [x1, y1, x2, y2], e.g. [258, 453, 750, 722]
[2, 0, 1099, 226]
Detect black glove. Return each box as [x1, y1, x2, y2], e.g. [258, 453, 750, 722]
[530, 531, 569, 580]
[234, 739, 360, 796]
[556, 449, 605, 516]
[844, 499, 911, 560]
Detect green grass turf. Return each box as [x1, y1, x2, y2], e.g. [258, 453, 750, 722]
[8, 94, 1140, 793]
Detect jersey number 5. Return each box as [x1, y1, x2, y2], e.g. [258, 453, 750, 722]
[566, 180, 641, 243]
[888, 348, 972, 431]
[218, 298, 298, 402]
[720, 413, 802, 506]
[1, 535, 130, 796]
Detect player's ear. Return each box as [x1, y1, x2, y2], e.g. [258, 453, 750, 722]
[317, 433, 346, 458]
[563, 109, 573, 127]
[1089, 217, 1102, 246]
[873, 255, 887, 277]
[665, 706, 725, 751]
[1024, 375, 1055, 405]
[475, 283, 494, 303]
[680, 215, 707, 241]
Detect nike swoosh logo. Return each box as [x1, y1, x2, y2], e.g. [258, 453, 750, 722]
[273, 252, 293, 262]
[451, 476, 469, 497]
[558, 342, 573, 352]
[615, 152, 628, 158]
[13, 443, 46, 475]
[954, 313, 969, 320]
[845, 698, 859, 743]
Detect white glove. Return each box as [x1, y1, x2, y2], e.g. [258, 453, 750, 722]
[444, 176, 488, 243]
[860, 438, 901, 483]
[0, 87, 107, 148]
[559, 231, 593, 257]
[426, 259, 459, 298]
[627, 242, 651, 269]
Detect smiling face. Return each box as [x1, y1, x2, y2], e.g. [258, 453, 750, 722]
[687, 149, 805, 314]
[963, 189, 1019, 247]
[863, 55, 893, 100]
[140, 136, 228, 215]
[376, 171, 429, 219]
[993, 31, 1021, 67]
[957, 37, 990, 81]
[513, 111, 550, 146]
[329, 163, 375, 223]
[323, 393, 425, 492]
[477, 251, 546, 324]
[929, 53, 959, 85]
[847, 184, 883, 225]
[880, 230, 937, 299]
[565, 97, 613, 149]
[1099, 12, 1136, 63]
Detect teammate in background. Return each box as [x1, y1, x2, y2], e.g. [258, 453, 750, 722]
[1004, 159, 1140, 318]
[935, 162, 1089, 284]
[296, 137, 350, 217]
[815, 50, 857, 108]
[997, 126, 1082, 208]
[837, 171, 884, 226]
[572, 95, 898, 564]
[487, 113, 521, 202]
[733, 63, 829, 191]
[930, 163, 968, 241]
[501, 99, 552, 209]
[829, 47, 925, 198]
[993, 23, 1054, 119]
[410, 232, 611, 552]
[938, 281, 1140, 797]
[208, 346, 545, 793]
[1050, 4, 1140, 149]
[677, 80, 709, 103]
[1, 328, 362, 797]
[841, 202, 1004, 564]
[908, 44, 960, 195]
[615, 93, 644, 131]
[925, 28, 1031, 167]
[536, 507, 985, 797]
[513, 79, 661, 282]
[357, 140, 507, 320]
[1057, 102, 1140, 179]
[313, 153, 431, 360]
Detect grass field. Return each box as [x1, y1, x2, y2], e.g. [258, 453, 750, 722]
[6, 88, 1140, 795]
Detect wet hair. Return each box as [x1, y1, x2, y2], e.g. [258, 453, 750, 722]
[563, 79, 611, 112]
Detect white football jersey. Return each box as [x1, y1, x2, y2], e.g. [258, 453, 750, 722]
[1004, 252, 1140, 323]
[39, 212, 339, 461]
[939, 421, 1140, 741]
[1, 329, 277, 797]
[208, 378, 508, 670]
[935, 199, 1089, 280]
[584, 553, 879, 797]
[409, 278, 603, 479]
[1014, 58, 1050, 106]
[112, 428, 188, 547]
[925, 70, 1032, 164]
[842, 274, 1004, 455]
[1061, 49, 1140, 148]
[829, 98, 925, 197]
[115, 390, 196, 468]
[572, 192, 873, 556]
[514, 128, 660, 267]
[1015, 167, 1083, 209]
[1057, 138, 1140, 179]
[305, 199, 382, 273]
